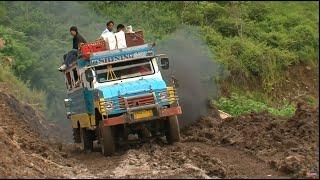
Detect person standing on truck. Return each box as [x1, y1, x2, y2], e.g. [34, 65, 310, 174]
[59, 26, 87, 71]
[115, 24, 127, 49]
[116, 24, 125, 32]
[101, 21, 114, 36]
[100, 21, 117, 50]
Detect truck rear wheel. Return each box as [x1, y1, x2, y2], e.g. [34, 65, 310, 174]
[80, 128, 93, 152]
[99, 122, 115, 156]
[165, 115, 181, 144]
[73, 128, 81, 143]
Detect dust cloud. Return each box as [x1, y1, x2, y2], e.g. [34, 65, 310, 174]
[157, 26, 223, 127]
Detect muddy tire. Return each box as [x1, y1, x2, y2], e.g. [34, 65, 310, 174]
[165, 115, 180, 144]
[99, 122, 115, 156]
[80, 128, 93, 152]
[73, 128, 81, 143]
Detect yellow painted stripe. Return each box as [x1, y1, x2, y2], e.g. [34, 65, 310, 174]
[71, 113, 91, 128]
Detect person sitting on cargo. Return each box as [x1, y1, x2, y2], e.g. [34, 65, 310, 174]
[71, 26, 87, 50]
[59, 26, 87, 71]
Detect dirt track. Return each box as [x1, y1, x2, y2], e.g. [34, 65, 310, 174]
[0, 91, 318, 179]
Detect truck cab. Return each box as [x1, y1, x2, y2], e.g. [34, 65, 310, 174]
[62, 39, 182, 156]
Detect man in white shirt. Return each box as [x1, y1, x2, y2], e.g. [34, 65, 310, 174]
[100, 20, 117, 50]
[101, 20, 114, 35]
[115, 24, 127, 49]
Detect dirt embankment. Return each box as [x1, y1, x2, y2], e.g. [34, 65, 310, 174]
[0, 92, 79, 178]
[0, 90, 318, 179]
[183, 102, 319, 178]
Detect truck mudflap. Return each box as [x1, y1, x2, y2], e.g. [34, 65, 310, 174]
[103, 106, 182, 127]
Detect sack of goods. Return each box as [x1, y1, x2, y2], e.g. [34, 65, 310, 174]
[80, 39, 107, 60]
[125, 31, 144, 47]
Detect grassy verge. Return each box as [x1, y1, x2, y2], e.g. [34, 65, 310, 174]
[213, 92, 296, 117]
[0, 65, 47, 112]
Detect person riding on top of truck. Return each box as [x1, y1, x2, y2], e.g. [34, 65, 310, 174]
[116, 24, 125, 32]
[100, 21, 117, 50]
[59, 26, 87, 71]
[101, 21, 115, 35]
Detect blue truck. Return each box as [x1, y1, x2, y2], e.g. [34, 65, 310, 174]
[61, 42, 182, 156]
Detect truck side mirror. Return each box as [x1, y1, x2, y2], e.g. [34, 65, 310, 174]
[160, 56, 169, 70]
[85, 69, 94, 82]
[64, 98, 72, 107]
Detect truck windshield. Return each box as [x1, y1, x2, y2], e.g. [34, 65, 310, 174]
[95, 58, 155, 83]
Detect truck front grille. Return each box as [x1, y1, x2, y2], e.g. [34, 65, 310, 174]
[118, 93, 155, 109]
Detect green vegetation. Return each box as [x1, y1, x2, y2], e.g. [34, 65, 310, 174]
[0, 1, 318, 120]
[0, 66, 47, 111]
[89, 1, 182, 42]
[196, 2, 319, 95]
[214, 93, 295, 117]
[0, 2, 104, 122]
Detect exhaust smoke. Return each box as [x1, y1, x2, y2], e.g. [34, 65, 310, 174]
[157, 26, 222, 127]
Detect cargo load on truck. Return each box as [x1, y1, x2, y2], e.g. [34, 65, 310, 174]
[79, 28, 145, 61]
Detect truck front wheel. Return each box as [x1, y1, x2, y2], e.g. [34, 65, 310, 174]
[80, 128, 93, 152]
[165, 115, 181, 144]
[99, 122, 115, 156]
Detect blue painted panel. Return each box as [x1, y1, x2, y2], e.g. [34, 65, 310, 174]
[90, 44, 155, 66]
[77, 59, 90, 69]
[97, 78, 166, 98]
[68, 89, 87, 114]
[68, 88, 95, 115]
[76, 44, 155, 69]
[83, 88, 94, 115]
[96, 77, 169, 115]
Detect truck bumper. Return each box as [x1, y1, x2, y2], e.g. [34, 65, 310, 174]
[103, 106, 182, 127]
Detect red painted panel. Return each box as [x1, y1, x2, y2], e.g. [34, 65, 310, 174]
[103, 115, 125, 126]
[80, 40, 107, 60]
[160, 106, 182, 117]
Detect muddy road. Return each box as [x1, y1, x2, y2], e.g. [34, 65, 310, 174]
[0, 91, 318, 179]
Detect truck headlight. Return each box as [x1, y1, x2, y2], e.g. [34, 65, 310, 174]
[158, 92, 168, 100]
[99, 99, 114, 113]
[105, 101, 114, 110]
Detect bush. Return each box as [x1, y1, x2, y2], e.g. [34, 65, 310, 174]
[0, 66, 47, 112]
[214, 93, 295, 117]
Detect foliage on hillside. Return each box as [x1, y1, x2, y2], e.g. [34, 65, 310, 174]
[213, 93, 296, 117]
[89, 1, 183, 42]
[0, 2, 105, 122]
[0, 66, 47, 111]
[192, 2, 319, 94]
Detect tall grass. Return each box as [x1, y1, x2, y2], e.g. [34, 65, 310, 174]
[214, 93, 296, 117]
[0, 65, 47, 112]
